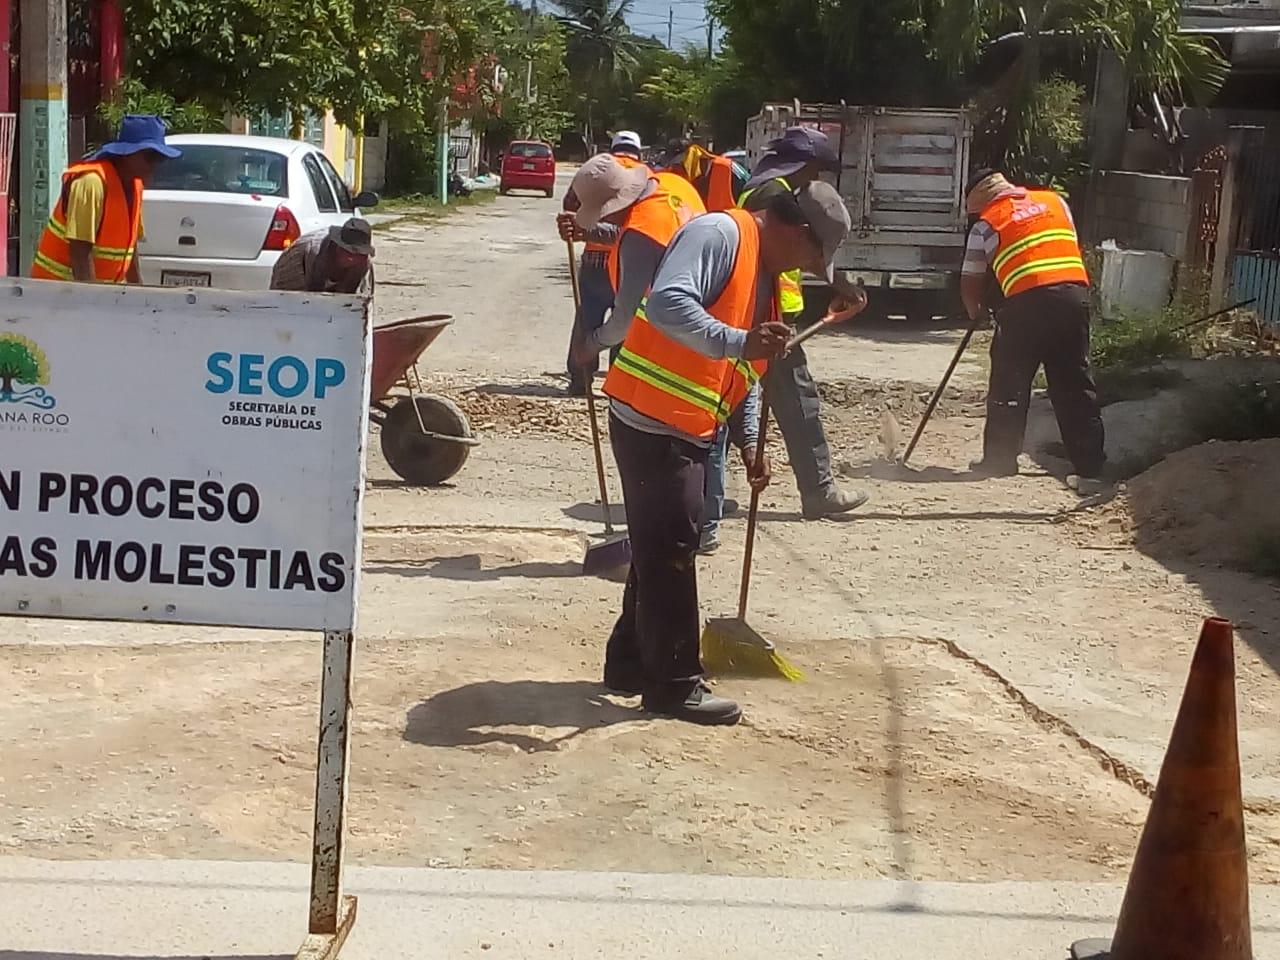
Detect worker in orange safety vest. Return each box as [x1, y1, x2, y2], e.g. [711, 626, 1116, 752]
[591, 181, 851, 726]
[562, 131, 652, 395]
[32, 114, 181, 284]
[659, 140, 747, 212]
[960, 168, 1105, 483]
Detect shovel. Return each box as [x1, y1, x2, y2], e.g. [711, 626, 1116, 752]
[900, 313, 983, 466]
[567, 241, 632, 579]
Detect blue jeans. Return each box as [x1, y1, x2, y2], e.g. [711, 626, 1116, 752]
[700, 425, 729, 542]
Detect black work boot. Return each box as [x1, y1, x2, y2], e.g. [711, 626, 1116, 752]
[801, 485, 869, 520]
[642, 681, 742, 726]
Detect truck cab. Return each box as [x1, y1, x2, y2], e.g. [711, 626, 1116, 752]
[746, 101, 973, 322]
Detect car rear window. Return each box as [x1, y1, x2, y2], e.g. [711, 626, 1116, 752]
[508, 143, 552, 159]
[150, 145, 289, 196]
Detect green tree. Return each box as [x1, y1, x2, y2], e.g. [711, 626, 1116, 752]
[98, 77, 222, 136]
[708, 0, 956, 107]
[122, 0, 354, 118]
[916, 0, 1228, 175]
[555, 0, 642, 141]
[638, 48, 715, 139]
[0, 336, 48, 395]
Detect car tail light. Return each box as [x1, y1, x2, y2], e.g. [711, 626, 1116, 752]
[262, 205, 301, 251]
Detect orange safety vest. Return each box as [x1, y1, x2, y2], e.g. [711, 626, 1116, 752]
[32, 159, 143, 283]
[586, 154, 652, 254]
[702, 154, 738, 212]
[604, 208, 769, 441]
[981, 189, 1089, 298]
[606, 172, 705, 289]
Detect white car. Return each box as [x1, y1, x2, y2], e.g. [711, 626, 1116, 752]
[137, 133, 378, 291]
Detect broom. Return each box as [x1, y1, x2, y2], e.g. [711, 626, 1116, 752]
[700, 393, 804, 681]
[567, 240, 632, 578]
[700, 311, 854, 679]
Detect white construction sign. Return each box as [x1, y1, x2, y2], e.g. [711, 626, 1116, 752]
[1, 278, 369, 958]
[0, 280, 369, 632]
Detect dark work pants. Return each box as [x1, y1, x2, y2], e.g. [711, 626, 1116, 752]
[567, 256, 613, 393]
[984, 282, 1107, 477]
[605, 415, 707, 700]
[763, 334, 834, 500]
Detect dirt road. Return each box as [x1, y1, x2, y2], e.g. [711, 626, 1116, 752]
[5, 180, 1278, 882]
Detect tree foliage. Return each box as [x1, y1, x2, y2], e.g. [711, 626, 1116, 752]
[708, 0, 957, 107]
[915, 0, 1228, 176]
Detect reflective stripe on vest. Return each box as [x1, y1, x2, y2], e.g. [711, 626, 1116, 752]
[982, 190, 1088, 298]
[738, 176, 805, 315]
[31, 160, 142, 283]
[604, 208, 769, 441]
[606, 173, 705, 289]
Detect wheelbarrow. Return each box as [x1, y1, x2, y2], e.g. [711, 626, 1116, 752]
[370, 314, 479, 485]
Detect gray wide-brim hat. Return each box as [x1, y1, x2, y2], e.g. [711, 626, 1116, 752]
[570, 154, 651, 230]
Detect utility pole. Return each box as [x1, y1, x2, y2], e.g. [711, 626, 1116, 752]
[706, 16, 714, 58]
[524, 0, 537, 136]
[19, 0, 68, 275]
[667, 5, 673, 48]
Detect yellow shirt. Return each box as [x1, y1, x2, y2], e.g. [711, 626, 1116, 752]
[62, 170, 144, 247]
[63, 171, 106, 243]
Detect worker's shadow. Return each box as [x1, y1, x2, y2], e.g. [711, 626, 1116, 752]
[404, 680, 645, 753]
[837, 459, 987, 484]
[563, 501, 628, 525]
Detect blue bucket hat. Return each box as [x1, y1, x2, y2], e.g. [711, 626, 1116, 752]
[95, 114, 182, 160]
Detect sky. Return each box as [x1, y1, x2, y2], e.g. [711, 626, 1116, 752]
[625, 0, 715, 52]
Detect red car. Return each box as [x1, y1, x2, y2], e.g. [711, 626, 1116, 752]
[500, 140, 556, 197]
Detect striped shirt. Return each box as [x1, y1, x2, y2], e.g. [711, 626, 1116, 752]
[962, 196, 1077, 277]
[269, 230, 373, 295]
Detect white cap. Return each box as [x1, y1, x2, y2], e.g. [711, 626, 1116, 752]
[610, 130, 643, 156]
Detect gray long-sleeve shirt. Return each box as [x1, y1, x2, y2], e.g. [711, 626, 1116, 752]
[609, 212, 769, 448]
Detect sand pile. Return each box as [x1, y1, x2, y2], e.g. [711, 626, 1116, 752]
[1083, 439, 1280, 568]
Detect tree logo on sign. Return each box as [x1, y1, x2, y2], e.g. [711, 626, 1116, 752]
[0, 334, 56, 409]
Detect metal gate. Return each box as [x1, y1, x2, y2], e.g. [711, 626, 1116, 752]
[1229, 139, 1280, 329]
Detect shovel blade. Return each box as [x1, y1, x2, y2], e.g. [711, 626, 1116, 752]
[583, 534, 631, 581]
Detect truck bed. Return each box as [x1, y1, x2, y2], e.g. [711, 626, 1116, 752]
[746, 102, 973, 304]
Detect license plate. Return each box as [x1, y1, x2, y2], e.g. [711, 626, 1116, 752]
[522, 162, 536, 170]
[161, 271, 211, 287]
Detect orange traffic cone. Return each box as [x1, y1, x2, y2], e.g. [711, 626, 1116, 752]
[1072, 616, 1253, 960]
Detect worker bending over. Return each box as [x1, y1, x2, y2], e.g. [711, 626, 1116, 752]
[596, 181, 852, 726]
[960, 168, 1106, 481]
[32, 114, 180, 284]
[563, 131, 649, 395]
[270, 218, 375, 294]
[698, 128, 864, 554]
[560, 154, 704, 369]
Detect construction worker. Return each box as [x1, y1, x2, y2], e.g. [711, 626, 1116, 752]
[32, 114, 181, 283]
[961, 168, 1105, 482]
[560, 155, 704, 369]
[660, 140, 748, 211]
[563, 131, 650, 396]
[269, 217, 375, 294]
[597, 181, 852, 726]
[698, 127, 864, 552]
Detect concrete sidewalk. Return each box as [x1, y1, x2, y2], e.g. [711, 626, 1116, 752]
[3, 858, 1279, 960]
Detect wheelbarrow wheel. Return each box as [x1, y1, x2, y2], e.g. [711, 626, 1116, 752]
[380, 395, 472, 485]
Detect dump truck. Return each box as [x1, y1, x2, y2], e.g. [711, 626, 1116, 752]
[745, 101, 974, 322]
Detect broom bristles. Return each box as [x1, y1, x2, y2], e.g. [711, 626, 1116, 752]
[701, 623, 804, 681]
